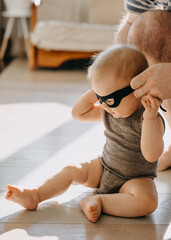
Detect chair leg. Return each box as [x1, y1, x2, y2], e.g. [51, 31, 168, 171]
[0, 17, 15, 60]
[0, 37, 9, 60]
[17, 18, 24, 58]
[20, 18, 29, 58]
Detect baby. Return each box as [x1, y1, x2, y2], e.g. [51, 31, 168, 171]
[5, 44, 165, 223]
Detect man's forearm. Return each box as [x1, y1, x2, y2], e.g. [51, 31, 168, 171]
[114, 16, 131, 43]
[114, 12, 139, 44]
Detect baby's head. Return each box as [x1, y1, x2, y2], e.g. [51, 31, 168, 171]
[127, 10, 171, 65]
[88, 44, 148, 118]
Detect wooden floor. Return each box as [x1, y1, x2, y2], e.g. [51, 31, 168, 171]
[0, 59, 171, 240]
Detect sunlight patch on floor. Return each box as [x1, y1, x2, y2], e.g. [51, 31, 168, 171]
[0, 229, 59, 240]
[0, 102, 72, 161]
[163, 222, 171, 240]
[14, 122, 105, 187]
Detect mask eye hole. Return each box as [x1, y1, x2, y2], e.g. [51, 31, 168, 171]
[105, 98, 114, 106]
[98, 98, 103, 104]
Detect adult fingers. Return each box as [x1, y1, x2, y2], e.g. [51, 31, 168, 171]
[142, 95, 148, 101]
[133, 82, 150, 98]
[130, 71, 147, 90]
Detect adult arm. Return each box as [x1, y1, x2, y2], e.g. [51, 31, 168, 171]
[72, 89, 102, 122]
[114, 12, 139, 43]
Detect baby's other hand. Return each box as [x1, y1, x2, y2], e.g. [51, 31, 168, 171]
[141, 94, 161, 120]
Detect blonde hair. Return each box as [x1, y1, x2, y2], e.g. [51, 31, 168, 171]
[88, 44, 148, 83]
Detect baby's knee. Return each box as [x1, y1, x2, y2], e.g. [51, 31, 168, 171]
[137, 193, 158, 216]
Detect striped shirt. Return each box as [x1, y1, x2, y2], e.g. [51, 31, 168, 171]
[125, 0, 171, 13]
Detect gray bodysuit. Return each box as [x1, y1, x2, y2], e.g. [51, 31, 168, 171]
[97, 106, 164, 194]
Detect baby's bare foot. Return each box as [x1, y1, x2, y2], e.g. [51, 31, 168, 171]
[157, 147, 171, 171]
[80, 195, 102, 223]
[5, 184, 40, 210]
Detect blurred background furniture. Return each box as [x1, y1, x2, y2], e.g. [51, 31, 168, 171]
[29, 0, 125, 70]
[0, 0, 31, 60]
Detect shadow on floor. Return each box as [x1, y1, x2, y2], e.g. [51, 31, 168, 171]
[0, 119, 97, 186]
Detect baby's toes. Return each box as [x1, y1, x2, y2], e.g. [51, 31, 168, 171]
[5, 191, 13, 199]
[89, 210, 98, 222]
[90, 209, 97, 217]
[90, 214, 98, 222]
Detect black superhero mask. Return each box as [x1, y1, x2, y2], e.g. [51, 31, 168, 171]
[95, 85, 134, 108]
[95, 85, 167, 112]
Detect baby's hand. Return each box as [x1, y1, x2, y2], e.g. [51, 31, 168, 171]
[141, 94, 161, 120]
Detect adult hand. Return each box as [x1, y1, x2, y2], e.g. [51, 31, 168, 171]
[130, 63, 171, 100]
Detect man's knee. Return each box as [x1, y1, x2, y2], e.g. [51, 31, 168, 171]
[127, 10, 171, 63]
[163, 99, 171, 111]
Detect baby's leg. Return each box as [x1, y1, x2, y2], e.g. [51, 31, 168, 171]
[163, 99, 171, 129]
[158, 146, 171, 171]
[5, 157, 102, 210]
[81, 178, 157, 222]
[158, 100, 171, 171]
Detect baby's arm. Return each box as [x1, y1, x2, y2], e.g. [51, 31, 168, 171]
[141, 95, 164, 162]
[72, 89, 102, 122]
